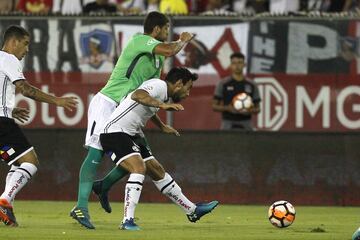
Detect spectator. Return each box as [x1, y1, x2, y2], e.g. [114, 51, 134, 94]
[117, 0, 159, 14]
[0, 0, 18, 13]
[204, 0, 230, 12]
[324, 0, 352, 12]
[349, 0, 360, 12]
[147, 0, 159, 12]
[83, 0, 117, 14]
[159, 0, 188, 14]
[53, 0, 82, 14]
[269, 0, 299, 13]
[53, 0, 82, 71]
[212, 52, 261, 131]
[231, 0, 247, 13]
[17, 0, 52, 71]
[17, 0, 52, 13]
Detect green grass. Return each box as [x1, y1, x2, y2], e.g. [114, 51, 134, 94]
[0, 201, 359, 240]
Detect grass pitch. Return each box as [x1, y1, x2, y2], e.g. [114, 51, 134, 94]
[0, 201, 358, 240]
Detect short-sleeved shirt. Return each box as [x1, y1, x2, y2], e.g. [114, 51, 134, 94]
[214, 77, 261, 121]
[100, 34, 165, 103]
[0, 51, 25, 118]
[103, 79, 168, 136]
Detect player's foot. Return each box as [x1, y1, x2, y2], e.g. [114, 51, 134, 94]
[187, 200, 219, 223]
[92, 180, 112, 213]
[352, 227, 360, 240]
[120, 218, 140, 230]
[70, 206, 95, 229]
[0, 199, 18, 227]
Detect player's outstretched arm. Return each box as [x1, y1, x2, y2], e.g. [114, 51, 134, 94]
[131, 89, 184, 111]
[153, 32, 194, 57]
[15, 80, 78, 111]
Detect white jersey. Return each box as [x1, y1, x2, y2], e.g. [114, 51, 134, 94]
[103, 78, 168, 136]
[0, 51, 25, 118]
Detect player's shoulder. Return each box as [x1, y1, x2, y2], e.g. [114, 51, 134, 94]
[143, 78, 166, 87]
[0, 51, 19, 64]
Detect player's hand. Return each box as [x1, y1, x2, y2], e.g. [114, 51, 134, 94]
[161, 124, 180, 136]
[56, 96, 78, 111]
[159, 103, 184, 111]
[226, 105, 239, 114]
[179, 32, 195, 42]
[12, 107, 30, 123]
[226, 105, 250, 114]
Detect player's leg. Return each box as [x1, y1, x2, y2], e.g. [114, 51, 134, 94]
[76, 147, 103, 209]
[118, 156, 145, 230]
[146, 158, 219, 222]
[136, 136, 219, 222]
[71, 93, 117, 229]
[100, 132, 145, 230]
[146, 159, 195, 213]
[70, 146, 102, 229]
[0, 118, 38, 226]
[92, 164, 128, 213]
[5, 165, 19, 205]
[0, 151, 38, 227]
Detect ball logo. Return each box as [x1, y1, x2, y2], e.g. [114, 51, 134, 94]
[132, 145, 139, 152]
[254, 77, 288, 131]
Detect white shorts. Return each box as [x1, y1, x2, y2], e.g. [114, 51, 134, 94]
[85, 93, 117, 150]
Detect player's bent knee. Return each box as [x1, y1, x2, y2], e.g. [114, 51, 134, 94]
[17, 149, 40, 167]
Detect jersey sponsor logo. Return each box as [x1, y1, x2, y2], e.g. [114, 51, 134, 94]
[132, 145, 140, 152]
[147, 39, 157, 46]
[142, 85, 153, 91]
[155, 58, 160, 68]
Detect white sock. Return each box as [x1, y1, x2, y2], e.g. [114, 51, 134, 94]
[123, 173, 144, 222]
[153, 173, 196, 214]
[5, 165, 19, 205]
[0, 162, 37, 204]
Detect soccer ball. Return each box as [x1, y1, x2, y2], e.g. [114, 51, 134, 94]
[232, 93, 252, 110]
[268, 200, 296, 228]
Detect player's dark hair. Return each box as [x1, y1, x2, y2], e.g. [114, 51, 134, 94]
[165, 67, 198, 85]
[3, 25, 29, 43]
[143, 11, 169, 34]
[230, 52, 245, 60]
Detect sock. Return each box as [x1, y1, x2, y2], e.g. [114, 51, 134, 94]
[123, 173, 144, 222]
[100, 166, 128, 192]
[153, 173, 196, 215]
[76, 147, 103, 209]
[5, 165, 19, 205]
[0, 162, 37, 204]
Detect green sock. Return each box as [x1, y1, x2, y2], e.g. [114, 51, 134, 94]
[101, 166, 128, 193]
[76, 147, 103, 209]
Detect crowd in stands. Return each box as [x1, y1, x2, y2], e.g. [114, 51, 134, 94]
[0, 0, 360, 15]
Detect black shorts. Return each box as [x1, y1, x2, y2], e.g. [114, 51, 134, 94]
[0, 117, 33, 165]
[100, 132, 153, 165]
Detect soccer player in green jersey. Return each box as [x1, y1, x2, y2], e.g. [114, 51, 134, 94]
[70, 11, 194, 229]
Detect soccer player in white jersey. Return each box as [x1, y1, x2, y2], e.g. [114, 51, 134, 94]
[0, 25, 78, 226]
[100, 67, 219, 230]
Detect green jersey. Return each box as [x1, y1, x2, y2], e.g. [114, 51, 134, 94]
[100, 34, 165, 103]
